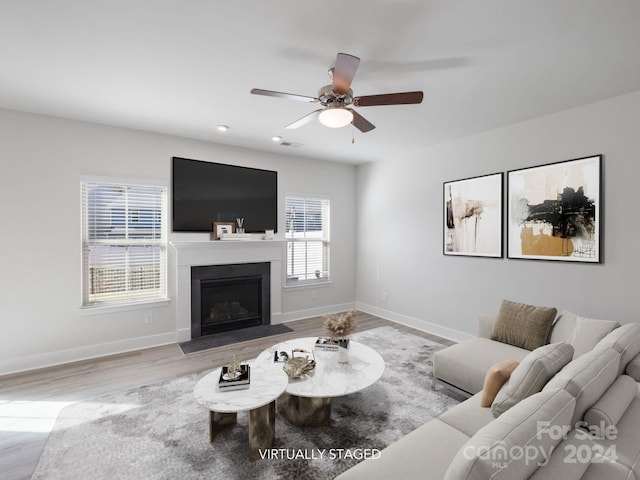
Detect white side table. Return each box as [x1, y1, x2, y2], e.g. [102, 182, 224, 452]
[193, 362, 288, 460]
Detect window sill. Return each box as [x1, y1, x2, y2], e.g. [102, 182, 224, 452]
[284, 280, 332, 290]
[79, 298, 171, 316]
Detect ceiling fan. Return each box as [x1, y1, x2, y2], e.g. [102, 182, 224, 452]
[251, 53, 424, 133]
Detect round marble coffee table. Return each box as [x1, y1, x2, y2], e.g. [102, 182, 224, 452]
[256, 337, 385, 427]
[193, 362, 288, 460]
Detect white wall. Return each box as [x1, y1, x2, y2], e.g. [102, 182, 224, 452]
[0, 109, 357, 374]
[356, 90, 640, 340]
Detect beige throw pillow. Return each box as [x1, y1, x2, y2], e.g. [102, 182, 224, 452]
[491, 300, 557, 350]
[491, 342, 574, 417]
[480, 359, 520, 407]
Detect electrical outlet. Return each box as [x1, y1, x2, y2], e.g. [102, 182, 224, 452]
[381, 292, 388, 302]
[144, 312, 153, 324]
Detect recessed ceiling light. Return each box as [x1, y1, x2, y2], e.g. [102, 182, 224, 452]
[271, 136, 282, 142]
[217, 125, 230, 132]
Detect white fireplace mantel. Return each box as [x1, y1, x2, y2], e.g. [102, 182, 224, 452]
[171, 240, 285, 341]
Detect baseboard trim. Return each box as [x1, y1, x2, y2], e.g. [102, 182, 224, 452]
[355, 302, 474, 343]
[276, 302, 356, 324]
[0, 331, 178, 376]
[1, 303, 471, 376]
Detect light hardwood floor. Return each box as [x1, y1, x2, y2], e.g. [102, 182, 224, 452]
[0, 312, 453, 480]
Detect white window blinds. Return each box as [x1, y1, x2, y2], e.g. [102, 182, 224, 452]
[81, 181, 167, 307]
[285, 196, 330, 285]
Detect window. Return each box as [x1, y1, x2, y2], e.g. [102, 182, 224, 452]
[285, 196, 330, 285]
[81, 180, 167, 307]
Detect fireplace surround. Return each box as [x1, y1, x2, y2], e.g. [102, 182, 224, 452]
[171, 240, 284, 342]
[191, 262, 270, 338]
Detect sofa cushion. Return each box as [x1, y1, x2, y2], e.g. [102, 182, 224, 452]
[543, 348, 621, 425]
[492, 342, 574, 417]
[529, 428, 637, 480]
[570, 315, 619, 358]
[444, 389, 575, 480]
[433, 337, 530, 394]
[334, 418, 470, 480]
[627, 352, 640, 382]
[491, 300, 557, 350]
[528, 429, 592, 480]
[589, 390, 640, 480]
[480, 359, 519, 407]
[596, 322, 640, 374]
[584, 375, 637, 434]
[549, 310, 578, 344]
[439, 393, 496, 438]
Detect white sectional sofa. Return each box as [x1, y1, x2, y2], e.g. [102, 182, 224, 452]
[336, 305, 640, 480]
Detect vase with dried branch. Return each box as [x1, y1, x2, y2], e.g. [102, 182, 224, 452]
[323, 310, 357, 362]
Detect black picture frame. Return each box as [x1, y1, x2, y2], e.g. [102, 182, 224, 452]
[506, 154, 602, 263]
[444, 172, 504, 258]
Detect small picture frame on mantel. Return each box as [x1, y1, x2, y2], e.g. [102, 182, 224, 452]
[212, 222, 235, 240]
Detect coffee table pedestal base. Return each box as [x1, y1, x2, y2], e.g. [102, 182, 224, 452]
[278, 392, 332, 427]
[208, 401, 276, 461]
[248, 401, 276, 461]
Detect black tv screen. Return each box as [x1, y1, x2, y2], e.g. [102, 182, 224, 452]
[172, 157, 278, 233]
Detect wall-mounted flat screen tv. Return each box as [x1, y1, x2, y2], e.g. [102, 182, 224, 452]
[172, 157, 278, 233]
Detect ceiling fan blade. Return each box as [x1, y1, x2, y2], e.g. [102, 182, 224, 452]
[285, 109, 322, 129]
[251, 88, 319, 103]
[354, 91, 424, 107]
[348, 109, 375, 133]
[332, 53, 360, 95]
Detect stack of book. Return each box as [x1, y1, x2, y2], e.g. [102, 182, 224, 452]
[218, 364, 251, 391]
[314, 337, 340, 352]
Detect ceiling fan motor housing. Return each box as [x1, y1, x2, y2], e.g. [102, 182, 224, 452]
[317, 85, 353, 107]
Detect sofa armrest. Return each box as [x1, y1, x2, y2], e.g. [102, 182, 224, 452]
[477, 314, 497, 339]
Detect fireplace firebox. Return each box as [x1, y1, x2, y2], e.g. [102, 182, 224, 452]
[190, 262, 270, 338]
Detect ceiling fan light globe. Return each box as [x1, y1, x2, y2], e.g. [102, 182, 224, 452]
[318, 108, 353, 128]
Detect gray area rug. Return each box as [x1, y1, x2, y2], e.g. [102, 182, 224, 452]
[33, 326, 464, 480]
[179, 324, 294, 354]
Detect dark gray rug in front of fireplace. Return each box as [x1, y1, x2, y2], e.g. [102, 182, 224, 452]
[179, 324, 294, 354]
[33, 326, 464, 480]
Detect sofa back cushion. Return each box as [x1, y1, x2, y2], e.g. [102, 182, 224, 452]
[627, 352, 640, 382]
[491, 300, 557, 351]
[444, 389, 575, 480]
[595, 322, 640, 375]
[543, 348, 621, 425]
[570, 315, 619, 358]
[583, 374, 637, 434]
[492, 342, 574, 417]
[528, 429, 592, 480]
[549, 311, 577, 344]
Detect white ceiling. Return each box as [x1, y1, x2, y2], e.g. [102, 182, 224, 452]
[2, 0, 640, 165]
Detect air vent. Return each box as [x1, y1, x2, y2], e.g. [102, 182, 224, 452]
[280, 141, 304, 148]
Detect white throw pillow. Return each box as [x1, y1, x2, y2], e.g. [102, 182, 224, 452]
[491, 342, 574, 417]
[570, 315, 618, 358]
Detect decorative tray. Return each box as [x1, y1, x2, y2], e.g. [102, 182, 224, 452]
[283, 357, 316, 378]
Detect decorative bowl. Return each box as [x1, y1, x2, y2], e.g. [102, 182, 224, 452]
[283, 357, 316, 378]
